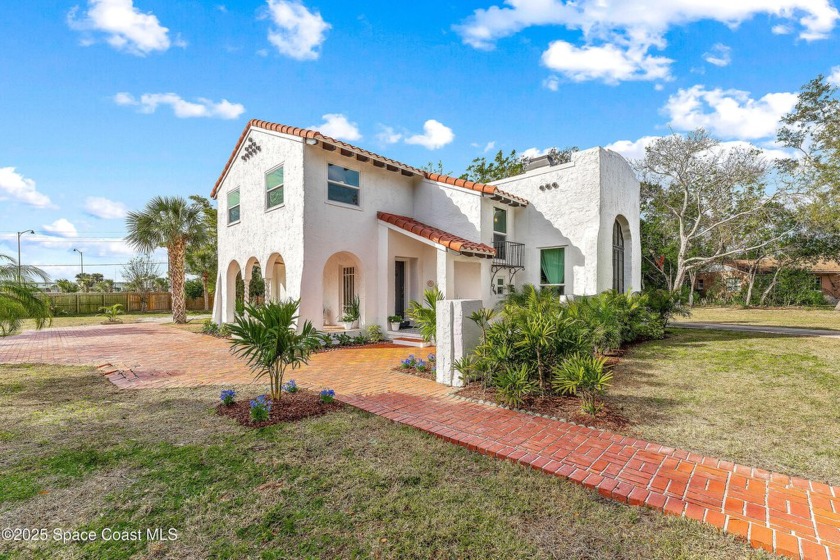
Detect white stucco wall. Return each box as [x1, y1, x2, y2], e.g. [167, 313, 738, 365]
[597, 148, 642, 292]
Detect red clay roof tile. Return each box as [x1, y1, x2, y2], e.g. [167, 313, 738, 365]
[377, 212, 495, 258]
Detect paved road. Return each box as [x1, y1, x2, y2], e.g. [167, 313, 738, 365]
[671, 321, 840, 338]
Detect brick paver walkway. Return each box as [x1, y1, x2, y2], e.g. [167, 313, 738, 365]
[1, 324, 838, 560]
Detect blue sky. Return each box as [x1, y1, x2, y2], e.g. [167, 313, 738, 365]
[1, 0, 839, 282]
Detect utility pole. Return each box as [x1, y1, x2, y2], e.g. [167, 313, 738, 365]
[73, 248, 84, 274]
[16, 230, 34, 283]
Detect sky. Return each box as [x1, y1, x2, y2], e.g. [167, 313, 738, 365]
[1, 0, 840, 282]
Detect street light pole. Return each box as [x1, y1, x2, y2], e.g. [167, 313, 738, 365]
[16, 229, 34, 283]
[73, 248, 84, 275]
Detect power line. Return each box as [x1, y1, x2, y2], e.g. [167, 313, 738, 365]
[30, 262, 169, 267]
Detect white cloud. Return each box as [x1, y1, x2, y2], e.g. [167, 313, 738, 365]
[542, 75, 560, 91]
[404, 120, 455, 150]
[265, 0, 330, 61]
[67, 0, 175, 56]
[541, 40, 672, 84]
[310, 113, 361, 141]
[663, 85, 799, 140]
[375, 125, 402, 145]
[606, 135, 792, 163]
[520, 146, 557, 159]
[455, 0, 838, 83]
[483, 141, 496, 153]
[772, 23, 793, 34]
[85, 196, 129, 219]
[43, 219, 78, 238]
[114, 92, 245, 119]
[828, 65, 840, 86]
[604, 136, 661, 161]
[703, 43, 732, 67]
[0, 167, 53, 208]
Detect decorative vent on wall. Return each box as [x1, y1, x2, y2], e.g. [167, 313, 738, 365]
[241, 137, 262, 162]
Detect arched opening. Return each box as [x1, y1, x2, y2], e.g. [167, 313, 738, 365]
[240, 257, 264, 306]
[224, 260, 241, 322]
[265, 252, 287, 303]
[612, 217, 630, 293]
[322, 251, 364, 327]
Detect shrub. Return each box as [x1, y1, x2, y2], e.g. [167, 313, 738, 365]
[202, 319, 220, 335]
[282, 379, 298, 393]
[218, 323, 232, 337]
[184, 278, 204, 299]
[494, 364, 535, 408]
[366, 324, 384, 342]
[319, 389, 336, 403]
[352, 333, 369, 345]
[97, 303, 124, 323]
[220, 389, 236, 406]
[334, 333, 352, 346]
[551, 353, 613, 416]
[249, 395, 271, 422]
[407, 286, 443, 342]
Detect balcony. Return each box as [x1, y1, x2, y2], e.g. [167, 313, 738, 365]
[492, 241, 525, 269]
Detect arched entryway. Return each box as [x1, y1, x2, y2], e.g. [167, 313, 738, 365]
[265, 252, 287, 303]
[224, 260, 242, 322]
[322, 251, 364, 327]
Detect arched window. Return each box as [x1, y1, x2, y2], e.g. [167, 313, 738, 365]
[612, 220, 625, 292]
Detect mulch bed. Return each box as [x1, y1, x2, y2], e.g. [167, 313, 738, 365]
[216, 390, 342, 427]
[456, 384, 629, 431]
[316, 342, 397, 353]
[391, 366, 435, 380]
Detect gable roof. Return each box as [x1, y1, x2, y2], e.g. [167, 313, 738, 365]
[377, 212, 495, 258]
[211, 119, 527, 207]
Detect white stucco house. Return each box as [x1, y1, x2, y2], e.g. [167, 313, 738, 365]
[210, 119, 641, 338]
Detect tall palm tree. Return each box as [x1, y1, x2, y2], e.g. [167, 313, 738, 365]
[125, 196, 206, 324]
[0, 254, 51, 336]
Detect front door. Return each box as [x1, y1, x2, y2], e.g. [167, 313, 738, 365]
[394, 260, 406, 319]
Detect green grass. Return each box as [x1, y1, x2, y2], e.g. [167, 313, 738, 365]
[0, 363, 770, 559]
[611, 328, 840, 485]
[15, 312, 210, 332]
[679, 306, 840, 330]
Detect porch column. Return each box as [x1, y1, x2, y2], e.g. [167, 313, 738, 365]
[378, 224, 389, 327]
[436, 247, 455, 297]
[243, 269, 251, 304]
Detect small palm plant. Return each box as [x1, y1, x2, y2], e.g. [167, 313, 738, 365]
[0, 253, 51, 336]
[98, 303, 124, 323]
[407, 286, 443, 342]
[226, 299, 321, 401]
[552, 353, 613, 415]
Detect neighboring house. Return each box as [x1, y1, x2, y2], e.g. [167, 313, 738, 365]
[696, 259, 840, 300]
[210, 119, 641, 331]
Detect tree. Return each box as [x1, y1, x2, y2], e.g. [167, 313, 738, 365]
[227, 300, 321, 401]
[53, 279, 79, 293]
[75, 272, 103, 292]
[93, 279, 115, 293]
[776, 74, 840, 308]
[0, 253, 51, 336]
[637, 129, 783, 292]
[185, 195, 217, 311]
[122, 256, 160, 312]
[125, 196, 206, 324]
[461, 150, 524, 182]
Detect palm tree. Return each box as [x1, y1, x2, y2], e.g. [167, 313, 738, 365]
[125, 196, 206, 324]
[227, 299, 322, 401]
[0, 254, 51, 336]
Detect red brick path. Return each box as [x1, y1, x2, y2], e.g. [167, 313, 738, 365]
[1, 324, 838, 559]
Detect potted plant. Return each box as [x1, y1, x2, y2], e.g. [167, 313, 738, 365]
[340, 296, 360, 329]
[388, 315, 402, 331]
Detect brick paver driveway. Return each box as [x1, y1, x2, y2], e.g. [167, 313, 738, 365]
[2, 323, 838, 560]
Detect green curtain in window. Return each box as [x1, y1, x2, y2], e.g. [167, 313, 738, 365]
[540, 248, 564, 284]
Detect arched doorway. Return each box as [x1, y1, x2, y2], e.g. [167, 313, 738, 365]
[265, 252, 287, 303]
[224, 260, 241, 322]
[322, 251, 363, 327]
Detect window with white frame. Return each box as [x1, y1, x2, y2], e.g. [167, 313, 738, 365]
[227, 189, 240, 224]
[327, 164, 360, 206]
[539, 247, 565, 295]
[265, 166, 284, 209]
[493, 207, 507, 259]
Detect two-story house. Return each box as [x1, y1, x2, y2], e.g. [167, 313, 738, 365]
[210, 119, 641, 335]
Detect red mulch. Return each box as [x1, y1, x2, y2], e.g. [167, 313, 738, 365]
[216, 390, 342, 427]
[391, 366, 435, 380]
[456, 384, 629, 431]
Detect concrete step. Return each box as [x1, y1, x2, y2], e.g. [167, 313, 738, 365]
[391, 336, 432, 348]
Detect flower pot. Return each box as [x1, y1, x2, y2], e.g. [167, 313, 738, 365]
[340, 321, 354, 330]
[390, 322, 401, 331]
[352, 320, 359, 329]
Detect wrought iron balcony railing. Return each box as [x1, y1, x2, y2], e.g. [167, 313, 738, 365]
[493, 241, 525, 269]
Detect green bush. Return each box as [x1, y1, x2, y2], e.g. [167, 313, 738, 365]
[184, 278, 204, 299]
[494, 364, 535, 408]
[366, 324, 384, 342]
[551, 353, 613, 415]
[407, 286, 443, 342]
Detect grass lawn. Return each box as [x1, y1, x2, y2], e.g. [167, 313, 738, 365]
[17, 312, 210, 332]
[611, 328, 840, 485]
[679, 306, 840, 331]
[0, 364, 770, 560]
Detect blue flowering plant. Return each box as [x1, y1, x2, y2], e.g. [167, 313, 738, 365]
[319, 389, 336, 404]
[415, 359, 427, 372]
[220, 389, 236, 406]
[249, 395, 272, 422]
[427, 353, 436, 364]
[282, 379, 299, 393]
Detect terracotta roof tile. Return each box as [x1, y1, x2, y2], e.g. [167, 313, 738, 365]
[377, 212, 495, 258]
[211, 119, 527, 207]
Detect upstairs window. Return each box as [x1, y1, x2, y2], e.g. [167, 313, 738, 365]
[493, 207, 508, 259]
[266, 166, 284, 209]
[327, 164, 360, 206]
[227, 189, 240, 224]
[540, 247, 565, 295]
